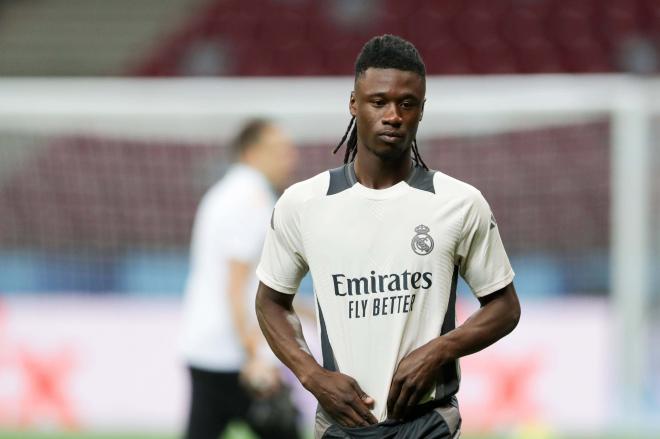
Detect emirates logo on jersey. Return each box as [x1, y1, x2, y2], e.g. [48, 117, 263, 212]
[411, 224, 434, 255]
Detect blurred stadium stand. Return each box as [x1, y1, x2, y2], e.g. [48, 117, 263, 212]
[135, 0, 660, 76]
[0, 0, 658, 76]
[0, 0, 206, 76]
[0, 123, 610, 296]
[0, 0, 653, 298]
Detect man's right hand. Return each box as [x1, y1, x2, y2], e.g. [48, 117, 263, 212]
[240, 356, 280, 398]
[302, 367, 378, 428]
[255, 284, 378, 428]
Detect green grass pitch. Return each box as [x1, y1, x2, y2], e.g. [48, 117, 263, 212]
[0, 423, 655, 439]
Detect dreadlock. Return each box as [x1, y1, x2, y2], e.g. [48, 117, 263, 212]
[332, 115, 357, 163]
[333, 35, 428, 171]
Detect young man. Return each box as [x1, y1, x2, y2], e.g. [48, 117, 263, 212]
[180, 119, 300, 439]
[256, 35, 521, 438]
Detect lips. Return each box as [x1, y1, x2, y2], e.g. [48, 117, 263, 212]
[378, 131, 404, 143]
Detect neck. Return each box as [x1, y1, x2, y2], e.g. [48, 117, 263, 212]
[239, 158, 273, 185]
[353, 148, 413, 189]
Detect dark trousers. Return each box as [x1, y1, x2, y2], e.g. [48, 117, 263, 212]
[184, 366, 301, 439]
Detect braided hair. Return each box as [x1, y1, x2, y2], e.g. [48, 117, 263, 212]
[334, 35, 428, 171]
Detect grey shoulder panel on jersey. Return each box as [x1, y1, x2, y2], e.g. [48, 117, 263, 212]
[317, 300, 337, 372]
[327, 163, 357, 195]
[328, 163, 434, 195]
[406, 166, 436, 194]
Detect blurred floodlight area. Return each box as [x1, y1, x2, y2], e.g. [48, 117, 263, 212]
[0, 1, 659, 438]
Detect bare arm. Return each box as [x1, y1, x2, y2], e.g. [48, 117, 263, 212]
[227, 259, 261, 358]
[256, 282, 378, 427]
[437, 282, 520, 358]
[387, 282, 521, 420]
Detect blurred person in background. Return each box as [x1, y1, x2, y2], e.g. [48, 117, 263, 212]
[180, 119, 300, 439]
[255, 35, 521, 438]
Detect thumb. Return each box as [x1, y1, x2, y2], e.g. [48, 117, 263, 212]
[351, 380, 375, 406]
[361, 394, 375, 406]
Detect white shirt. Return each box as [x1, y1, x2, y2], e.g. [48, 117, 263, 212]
[181, 164, 276, 371]
[257, 163, 514, 421]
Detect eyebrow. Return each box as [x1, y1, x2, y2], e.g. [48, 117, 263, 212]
[364, 92, 421, 101]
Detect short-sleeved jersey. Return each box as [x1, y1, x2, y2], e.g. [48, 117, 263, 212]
[257, 163, 514, 421]
[181, 164, 276, 371]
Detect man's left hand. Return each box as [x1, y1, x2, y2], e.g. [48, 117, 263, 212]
[386, 339, 444, 420]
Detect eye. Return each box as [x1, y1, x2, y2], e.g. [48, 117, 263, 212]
[401, 100, 417, 109]
[371, 99, 385, 107]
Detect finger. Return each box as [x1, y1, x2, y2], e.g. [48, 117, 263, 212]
[401, 387, 423, 420]
[387, 377, 403, 416]
[336, 412, 356, 428]
[335, 412, 353, 428]
[361, 394, 375, 406]
[347, 381, 378, 424]
[350, 379, 375, 407]
[331, 396, 368, 428]
[341, 405, 370, 428]
[391, 383, 414, 420]
[348, 396, 379, 425]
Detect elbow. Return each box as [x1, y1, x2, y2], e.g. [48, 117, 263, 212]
[501, 282, 521, 334]
[255, 288, 267, 325]
[508, 295, 521, 333]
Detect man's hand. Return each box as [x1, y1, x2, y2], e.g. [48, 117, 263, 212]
[387, 284, 521, 421]
[303, 367, 379, 428]
[240, 356, 281, 398]
[386, 341, 442, 420]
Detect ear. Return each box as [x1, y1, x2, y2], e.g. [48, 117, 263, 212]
[349, 91, 357, 117]
[420, 98, 426, 122]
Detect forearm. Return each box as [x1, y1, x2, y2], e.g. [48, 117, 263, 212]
[256, 282, 378, 426]
[228, 297, 258, 357]
[226, 260, 259, 357]
[431, 283, 520, 364]
[255, 283, 321, 387]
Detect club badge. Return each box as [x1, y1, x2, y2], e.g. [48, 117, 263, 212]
[411, 224, 434, 255]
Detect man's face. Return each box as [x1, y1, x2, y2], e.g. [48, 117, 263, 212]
[350, 68, 425, 161]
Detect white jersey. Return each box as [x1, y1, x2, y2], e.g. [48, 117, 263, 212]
[181, 164, 276, 371]
[257, 163, 514, 421]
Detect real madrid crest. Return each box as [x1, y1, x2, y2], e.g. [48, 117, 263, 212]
[411, 224, 434, 255]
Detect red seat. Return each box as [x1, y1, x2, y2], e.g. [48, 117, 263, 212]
[500, 1, 551, 46]
[561, 40, 612, 72]
[206, 13, 260, 40]
[271, 43, 325, 76]
[135, 0, 655, 76]
[423, 40, 472, 74]
[469, 41, 518, 74]
[257, 11, 310, 48]
[641, 0, 660, 32]
[596, 0, 641, 48]
[515, 40, 564, 73]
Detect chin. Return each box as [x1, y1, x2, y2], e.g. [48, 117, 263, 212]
[369, 142, 408, 161]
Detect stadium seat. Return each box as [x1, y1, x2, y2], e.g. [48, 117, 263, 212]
[135, 0, 659, 76]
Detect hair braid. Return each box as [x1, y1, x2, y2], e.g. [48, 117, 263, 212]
[411, 139, 429, 171]
[334, 116, 359, 164]
[334, 118, 429, 170]
[333, 116, 354, 154]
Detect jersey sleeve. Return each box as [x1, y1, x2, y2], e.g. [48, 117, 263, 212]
[455, 190, 515, 298]
[256, 190, 309, 295]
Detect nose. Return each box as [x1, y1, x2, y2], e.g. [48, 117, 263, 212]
[382, 103, 402, 126]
